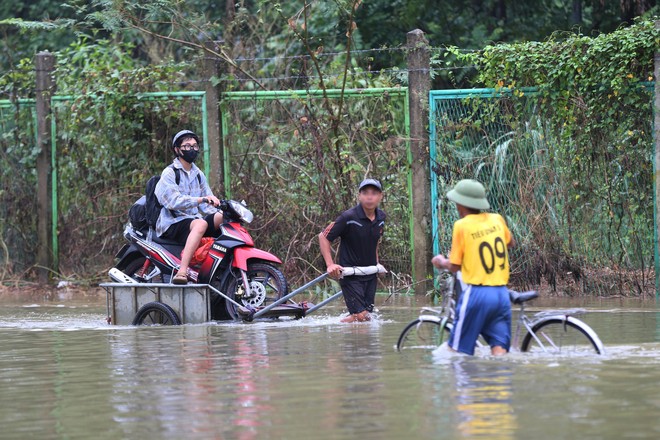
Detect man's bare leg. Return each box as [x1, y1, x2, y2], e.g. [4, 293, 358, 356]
[173, 219, 207, 282]
[491, 346, 508, 356]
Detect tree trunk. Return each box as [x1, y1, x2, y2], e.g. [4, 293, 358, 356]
[494, 0, 506, 21]
[592, 0, 604, 30]
[225, 0, 236, 24]
[571, 0, 582, 25]
[620, 0, 636, 23]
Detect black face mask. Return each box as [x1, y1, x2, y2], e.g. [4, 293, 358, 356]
[179, 149, 199, 163]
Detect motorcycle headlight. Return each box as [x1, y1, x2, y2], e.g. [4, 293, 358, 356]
[229, 200, 254, 224]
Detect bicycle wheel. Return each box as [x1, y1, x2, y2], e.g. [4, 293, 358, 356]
[396, 317, 450, 351]
[520, 317, 604, 355]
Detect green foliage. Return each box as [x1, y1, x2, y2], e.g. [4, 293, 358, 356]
[223, 89, 412, 287]
[3, 0, 659, 290]
[0, 18, 63, 30]
[0, 38, 202, 279]
[0, 2, 79, 71]
[1, 0, 410, 284]
[356, 0, 655, 87]
[459, 19, 658, 92]
[1, 0, 658, 82]
[50, 39, 205, 277]
[434, 19, 658, 295]
[0, 57, 34, 98]
[0, 103, 39, 277]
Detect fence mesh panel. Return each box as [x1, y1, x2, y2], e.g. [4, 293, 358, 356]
[0, 102, 38, 277]
[431, 89, 655, 296]
[0, 95, 205, 280]
[221, 89, 413, 290]
[51, 95, 205, 277]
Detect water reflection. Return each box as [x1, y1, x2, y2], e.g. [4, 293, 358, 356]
[449, 358, 517, 439]
[319, 324, 387, 436]
[3, 297, 660, 439]
[102, 320, 391, 439]
[106, 326, 277, 439]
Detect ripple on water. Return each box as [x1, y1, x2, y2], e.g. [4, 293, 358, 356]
[0, 306, 394, 332]
[1, 300, 660, 439]
[209, 312, 393, 330]
[0, 304, 109, 330]
[427, 341, 660, 368]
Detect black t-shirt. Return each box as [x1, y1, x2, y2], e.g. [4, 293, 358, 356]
[322, 204, 386, 270]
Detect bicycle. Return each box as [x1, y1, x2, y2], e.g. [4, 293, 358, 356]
[396, 272, 604, 354]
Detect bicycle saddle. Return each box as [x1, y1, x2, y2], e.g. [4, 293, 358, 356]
[508, 289, 538, 304]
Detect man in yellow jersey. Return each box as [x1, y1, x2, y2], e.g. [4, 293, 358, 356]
[431, 179, 515, 355]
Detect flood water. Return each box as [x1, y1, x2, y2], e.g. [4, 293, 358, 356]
[1, 290, 659, 439]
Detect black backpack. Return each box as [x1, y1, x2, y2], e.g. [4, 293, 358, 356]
[128, 165, 201, 231]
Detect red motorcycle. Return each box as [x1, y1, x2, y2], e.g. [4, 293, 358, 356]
[113, 199, 287, 320]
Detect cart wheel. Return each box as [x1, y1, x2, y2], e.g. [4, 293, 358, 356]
[132, 302, 181, 326]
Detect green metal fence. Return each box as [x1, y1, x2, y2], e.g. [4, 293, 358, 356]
[1, 92, 208, 276]
[7, 80, 652, 296]
[220, 87, 413, 288]
[429, 87, 655, 296]
[0, 100, 38, 278]
[50, 92, 209, 270]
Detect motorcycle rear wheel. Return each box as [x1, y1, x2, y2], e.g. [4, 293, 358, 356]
[122, 257, 165, 283]
[223, 263, 288, 320]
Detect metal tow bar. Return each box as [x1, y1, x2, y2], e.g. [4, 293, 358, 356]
[304, 291, 344, 315]
[243, 264, 386, 322]
[244, 272, 330, 321]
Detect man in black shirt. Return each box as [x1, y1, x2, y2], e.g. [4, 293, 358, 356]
[319, 179, 386, 322]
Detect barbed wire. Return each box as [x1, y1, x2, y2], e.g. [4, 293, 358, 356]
[202, 46, 479, 63]
[226, 66, 477, 83]
[173, 65, 478, 85]
[232, 46, 406, 62]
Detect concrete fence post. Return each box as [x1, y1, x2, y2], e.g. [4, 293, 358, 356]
[653, 21, 660, 298]
[407, 29, 432, 295]
[35, 51, 56, 283]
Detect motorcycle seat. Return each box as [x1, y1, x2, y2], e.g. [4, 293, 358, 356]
[152, 235, 185, 247]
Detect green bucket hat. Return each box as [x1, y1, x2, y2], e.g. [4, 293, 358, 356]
[446, 179, 490, 210]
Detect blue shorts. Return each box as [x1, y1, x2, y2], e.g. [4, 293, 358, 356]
[449, 285, 511, 355]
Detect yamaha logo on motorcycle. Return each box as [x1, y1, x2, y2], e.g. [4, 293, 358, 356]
[112, 199, 288, 320]
[212, 244, 227, 253]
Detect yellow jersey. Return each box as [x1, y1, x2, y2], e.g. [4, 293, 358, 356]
[448, 213, 512, 286]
